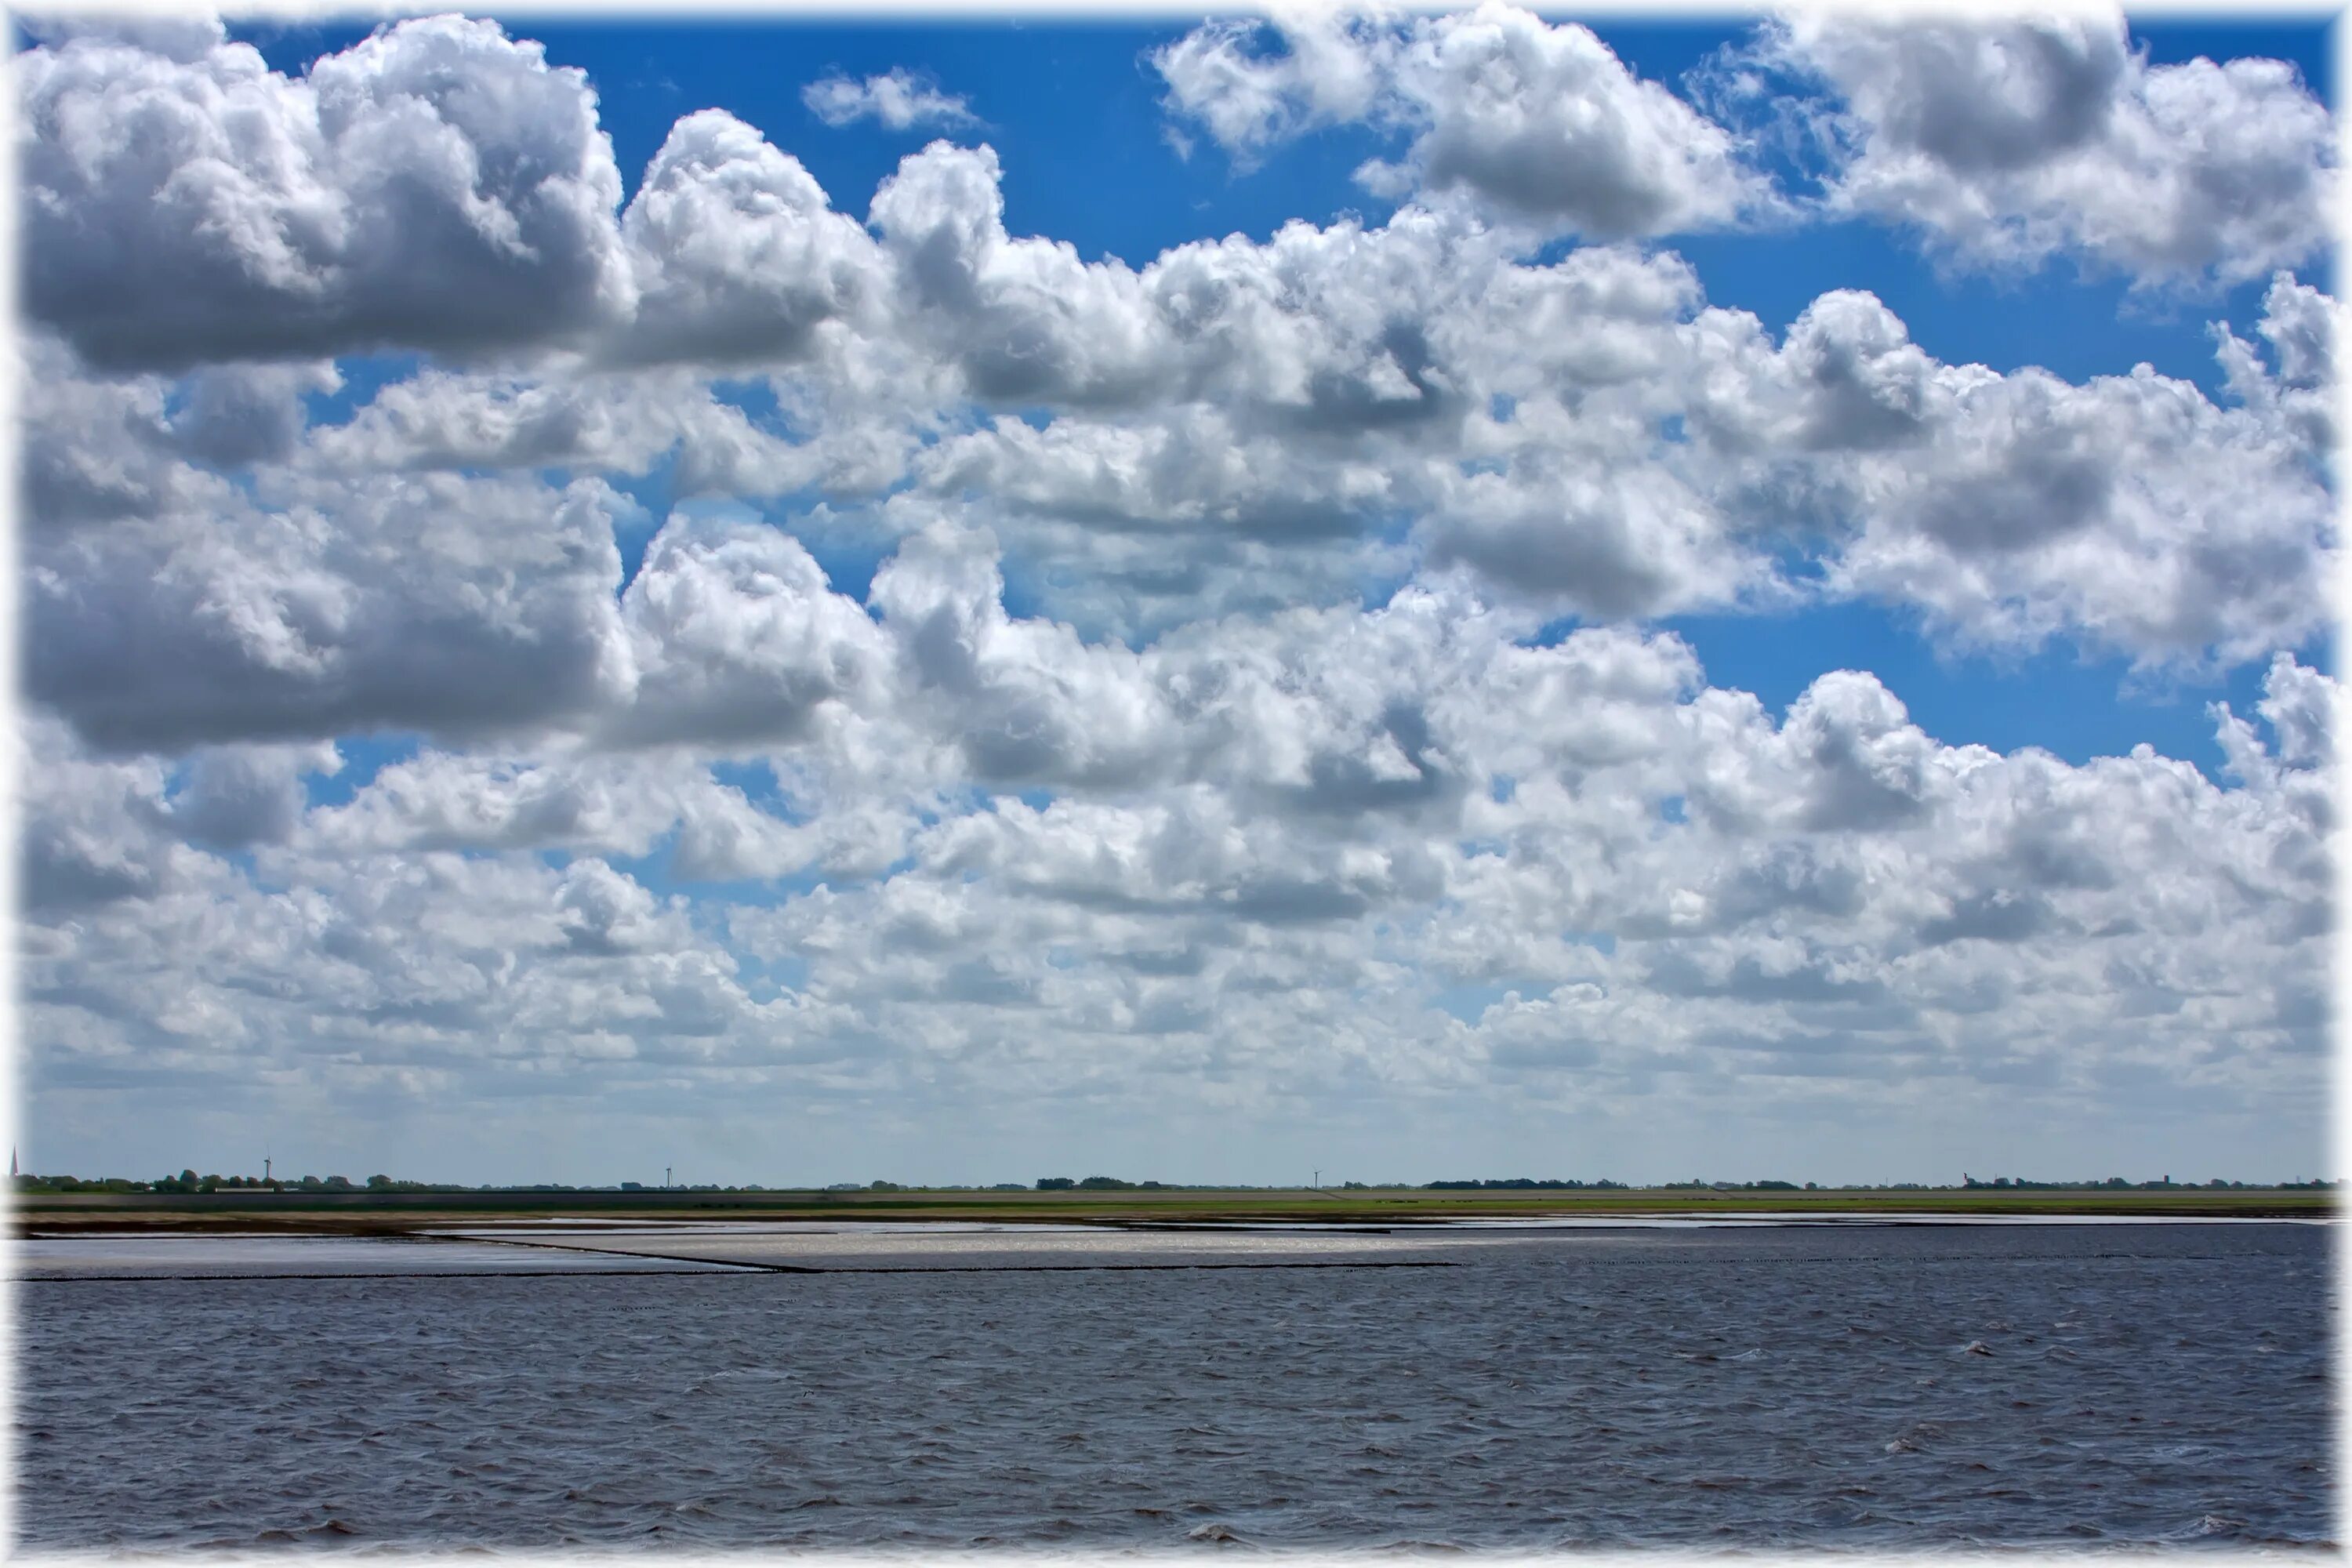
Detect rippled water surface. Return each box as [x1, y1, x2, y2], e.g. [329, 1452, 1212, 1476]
[16, 1222, 2333, 1552]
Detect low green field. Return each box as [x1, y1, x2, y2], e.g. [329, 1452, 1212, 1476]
[14, 1183, 2332, 1234]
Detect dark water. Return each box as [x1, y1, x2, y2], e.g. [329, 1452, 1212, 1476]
[16, 1223, 2335, 1552]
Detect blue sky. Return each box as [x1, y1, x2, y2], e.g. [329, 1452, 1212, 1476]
[17, 7, 2339, 1187]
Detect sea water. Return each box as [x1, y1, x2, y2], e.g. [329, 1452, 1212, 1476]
[15, 1220, 2332, 1551]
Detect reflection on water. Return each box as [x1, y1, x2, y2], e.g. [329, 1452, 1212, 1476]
[16, 1223, 2333, 1551]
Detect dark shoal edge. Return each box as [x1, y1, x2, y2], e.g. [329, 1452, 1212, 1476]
[20, 1259, 1461, 1283]
[18, 1268, 743, 1283]
[457, 1232, 1465, 1274]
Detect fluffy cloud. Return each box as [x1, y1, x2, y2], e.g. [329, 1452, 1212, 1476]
[168, 741, 344, 850]
[1151, 10, 1388, 158]
[802, 67, 977, 131]
[610, 110, 889, 368]
[1156, 3, 1764, 236]
[20, 716, 194, 913]
[1419, 456, 1753, 620]
[27, 193, 2330, 691]
[869, 142, 1169, 407]
[171, 360, 347, 468]
[855, 194, 2332, 655]
[26, 564, 2331, 1165]
[1777, 289, 2336, 666]
[20, 15, 635, 368]
[2214, 271, 2342, 462]
[1356, 3, 1765, 234]
[606, 514, 894, 752]
[18, 335, 222, 527]
[28, 204, 2332, 713]
[300, 364, 841, 499]
[1757, 11, 2334, 284]
[303, 368, 685, 476]
[26, 470, 638, 752]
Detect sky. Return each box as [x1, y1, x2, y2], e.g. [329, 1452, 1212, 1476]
[13, 4, 2340, 1189]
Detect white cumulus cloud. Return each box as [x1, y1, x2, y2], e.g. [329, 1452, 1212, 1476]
[1156, 3, 1769, 237]
[20, 15, 636, 368]
[1754, 9, 2335, 285]
[803, 67, 978, 131]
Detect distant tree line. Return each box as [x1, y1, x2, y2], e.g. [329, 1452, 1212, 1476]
[1660, 1179, 1807, 1191]
[1033, 1176, 1170, 1190]
[1425, 1178, 1634, 1190]
[15, 1169, 2344, 1195]
[1960, 1174, 2332, 1191]
[13, 1171, 858, 1195]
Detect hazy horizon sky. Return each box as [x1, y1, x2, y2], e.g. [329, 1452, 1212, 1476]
[14, 5, 2339, 1189]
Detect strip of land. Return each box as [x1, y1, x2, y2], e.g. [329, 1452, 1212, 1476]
[14, 1184, 2331, 1236]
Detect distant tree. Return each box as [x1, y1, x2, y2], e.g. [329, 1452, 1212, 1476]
[868, 1180, 903, 1192]
[1036, 1177, 1076, 1190]
[367, 1174, 393, 1189]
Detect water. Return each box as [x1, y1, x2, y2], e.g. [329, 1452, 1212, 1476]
[15, 1221, 2334, 1551]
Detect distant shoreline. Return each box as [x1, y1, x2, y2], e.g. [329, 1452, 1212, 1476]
[15, 1185, 2332, 1236]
